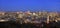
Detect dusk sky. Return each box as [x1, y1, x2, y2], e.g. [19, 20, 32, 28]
[0, 0, 60, 12]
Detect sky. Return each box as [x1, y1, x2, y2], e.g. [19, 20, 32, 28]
[0, 0, 60, 12]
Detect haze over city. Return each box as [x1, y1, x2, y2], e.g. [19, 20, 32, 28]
[0, 0, 60, 12]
